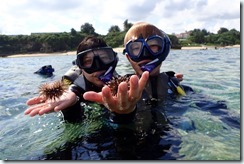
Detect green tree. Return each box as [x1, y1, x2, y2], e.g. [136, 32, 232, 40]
[188, 29, 205, 44]
[104, 31, 126, 48]
[205, 34, 219, 44]
[80, 23, 95, 35]
[71, 28, 77, 36]
[217, 27, 229, 34]
[0, 22, 240, 55]
[201, 29, 209, 36]
[123, 19, 133, 32]
[229, 29, 240, 44]
[108, 25, 121, 33]
[168, 34, 182, 49]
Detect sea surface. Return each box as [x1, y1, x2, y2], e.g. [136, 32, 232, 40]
[0, 47, 240, 160]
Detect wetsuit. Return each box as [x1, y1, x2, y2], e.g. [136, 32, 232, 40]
[122, 71, 191, 106]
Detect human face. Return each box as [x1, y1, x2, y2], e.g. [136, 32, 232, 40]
[82, 69, 106, 87]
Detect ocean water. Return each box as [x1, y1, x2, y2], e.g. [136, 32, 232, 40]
[0, 48, 240, 160]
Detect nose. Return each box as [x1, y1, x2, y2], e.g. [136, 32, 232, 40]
[142, 47, 151, 57]
[94, 57, 101, 68]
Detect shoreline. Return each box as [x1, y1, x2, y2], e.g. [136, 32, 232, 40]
[180, 44, 240, 50]
[3, 51, 77, 58]
[3, 45, 240, 58]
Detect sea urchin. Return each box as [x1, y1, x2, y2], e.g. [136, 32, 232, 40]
[39, 80, 68, 100]
[106, 75, 131, 96]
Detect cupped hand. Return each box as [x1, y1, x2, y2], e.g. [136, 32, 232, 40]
[24, 91, 77, 117]
[83, 71, 149, 114]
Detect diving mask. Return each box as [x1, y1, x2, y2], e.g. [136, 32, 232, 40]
[76, 47, 118, 82]
[124, 34, 171, 72]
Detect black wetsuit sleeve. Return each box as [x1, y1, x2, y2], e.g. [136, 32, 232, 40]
[109, 106, 137, 124]
[60, 84, 86, 123]
[69, 84, 85, 101]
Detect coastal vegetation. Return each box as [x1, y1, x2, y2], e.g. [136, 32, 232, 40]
[0, 20, 240, 56]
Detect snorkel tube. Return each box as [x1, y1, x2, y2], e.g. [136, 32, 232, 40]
[141, 55, 163, 72]
[99, 56, 118, 83]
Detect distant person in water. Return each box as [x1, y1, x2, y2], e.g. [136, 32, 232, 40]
[34, 65, 54, 77]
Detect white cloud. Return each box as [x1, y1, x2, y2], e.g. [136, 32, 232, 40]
[0, 0, 240, 35]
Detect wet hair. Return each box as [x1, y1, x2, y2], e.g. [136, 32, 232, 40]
[77, 36, 108, 54]
[124, 22, 165, 45]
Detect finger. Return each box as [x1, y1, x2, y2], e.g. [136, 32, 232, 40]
[25, 103, 51, 116]
[26, 96, 45, 105]
[39, 104, 54, 115]
[28, 105, 45, 117]
[129, 75, 139, 100]
[29, 109, 41, 117]
[102, 86, 116, 110]
[24, 106, 36, 115]
[138, 71, 149, 91]
[24, 103, 43, 115]
[83, 91, 103, 103]
[117, 82, 129, 108]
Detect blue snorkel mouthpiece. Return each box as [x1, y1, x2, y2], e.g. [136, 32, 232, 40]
[99, 56, 118, 83]
[99, 66, 114, 83]
[141, 58, 159, 72]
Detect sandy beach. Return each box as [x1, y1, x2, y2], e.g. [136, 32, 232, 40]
[3, 48, 125, 58]
[3, 45, 240, 58]
[4, 51, 77, 58]
[180, 44, 240, 50]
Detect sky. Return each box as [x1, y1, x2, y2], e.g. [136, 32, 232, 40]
[0, 0, 241, 36]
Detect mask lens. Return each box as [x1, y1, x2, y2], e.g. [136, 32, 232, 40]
[94, 49, 115, 64]
[77, 50, 94, 68]
[127, 41, 143, 57]
[146, 37, 164, 55]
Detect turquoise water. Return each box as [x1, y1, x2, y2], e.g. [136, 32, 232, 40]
[0, 48, 240, 160]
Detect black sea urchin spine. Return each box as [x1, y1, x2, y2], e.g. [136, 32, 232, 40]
[39, 80, 67, 100]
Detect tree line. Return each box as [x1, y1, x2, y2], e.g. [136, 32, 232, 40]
[0, 20, 240, 56]
[180, 28, 240, 47]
